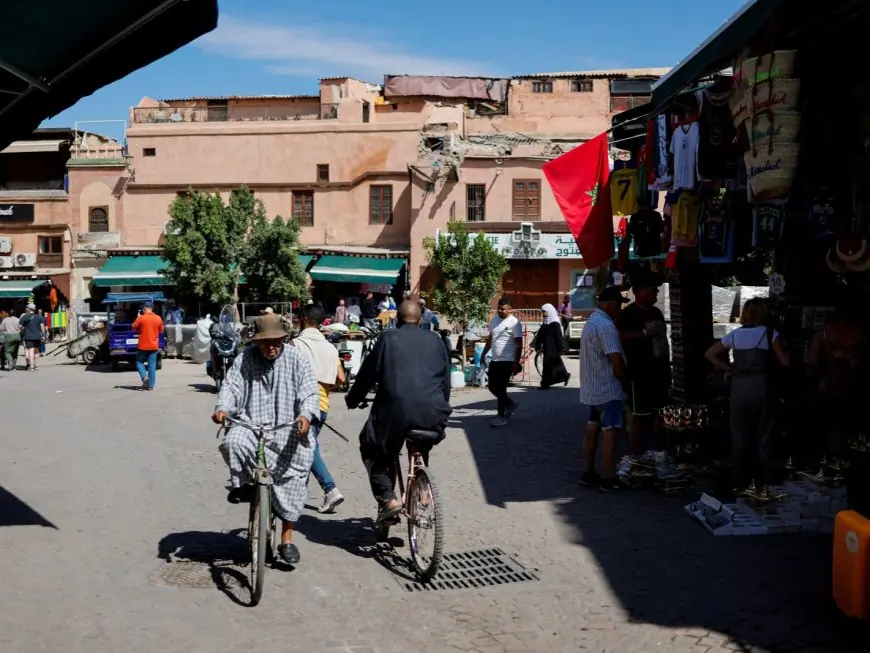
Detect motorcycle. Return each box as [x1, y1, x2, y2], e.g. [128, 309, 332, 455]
[206, 305, 240, 392]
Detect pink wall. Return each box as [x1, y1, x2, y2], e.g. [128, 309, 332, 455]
[0, 198, 70, 267]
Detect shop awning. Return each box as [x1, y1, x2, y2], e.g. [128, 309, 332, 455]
[92, 256, 168, 287]
[0, 0, 219, 151]
[309, 256, 405, 285]
[0, 279, 43, 298]
[650, 0, 784, 109]
[0, 139, 65, 154]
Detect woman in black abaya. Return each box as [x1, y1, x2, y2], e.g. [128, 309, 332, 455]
[532, 303, 571, 389]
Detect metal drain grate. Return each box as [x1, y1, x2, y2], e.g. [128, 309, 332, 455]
[155, 560, 219, 589]
[403, 547, 539, 592]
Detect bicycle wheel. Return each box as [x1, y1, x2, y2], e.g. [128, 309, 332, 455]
[249, 484, 269, 605]
[407, 467, 444, 583]
[534, 351, 543, 376]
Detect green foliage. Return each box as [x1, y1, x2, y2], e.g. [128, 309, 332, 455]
[241, 214, 309, 303]
[424, 220, 509, 331]
[709, 248, 773, 288]
[161, 185, 307, 306]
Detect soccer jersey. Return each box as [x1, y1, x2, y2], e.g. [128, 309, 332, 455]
[671, 192, 701, 247]
[611, 167, 639, 216]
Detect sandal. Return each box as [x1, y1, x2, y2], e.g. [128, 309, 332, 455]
[278, 543, 300, 565]
[376, 499, 402, 524]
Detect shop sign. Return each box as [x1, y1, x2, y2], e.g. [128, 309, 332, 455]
[436, 225, 582, 259]
[0, 203, 34, 222]
[76, 231, 121, 251]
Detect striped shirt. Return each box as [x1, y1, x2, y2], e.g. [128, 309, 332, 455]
[579, 309, 626, 405]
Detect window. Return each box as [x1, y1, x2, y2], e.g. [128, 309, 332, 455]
[531, 81, 553, 93]
[88, 206, 109, 232]
[466, 184, 486, 222]
[38, 236, 62, 254]
[317, 164, 330, 182]
[512, 180, 540, 221]
[293, 191, 314, 227]
[609, 95, 651, 112]
[176, 190, 190, 200]
[571, 79, 593, 93]
[362, 101, 370, 123]
[206, 99, 229, 121]
[143, 147, 156, 157]
[369, 185, 393, 225]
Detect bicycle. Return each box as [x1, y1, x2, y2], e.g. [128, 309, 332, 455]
[220, 415, 300, 606]
[356, 400, 445, 583]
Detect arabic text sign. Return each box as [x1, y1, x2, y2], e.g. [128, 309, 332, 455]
[481, 233, 582, 259]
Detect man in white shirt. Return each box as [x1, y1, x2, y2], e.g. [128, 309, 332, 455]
[579, 287, 628, 492]
[481, 297, 524, 427]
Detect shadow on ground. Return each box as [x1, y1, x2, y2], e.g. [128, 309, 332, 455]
[0, 486, 57, 528]
[454, 384, 870, 652]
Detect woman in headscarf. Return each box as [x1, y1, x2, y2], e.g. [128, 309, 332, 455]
[531, 303, 571, 389]
[333, 298, 349, 325]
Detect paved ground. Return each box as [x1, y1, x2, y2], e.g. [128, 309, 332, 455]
[1, 353, 867, 653]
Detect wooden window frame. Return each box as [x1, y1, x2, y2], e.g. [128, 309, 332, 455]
[531, 81, 553, 93]
[512, 179, 541, 221]
[571, 79, 593, 92]
[369, 185, 393, 225]
[38, 235, 63, 254]
[466, 183, 486, 222]
[293, 190, 314, 227]
[88, 206, 109, 232]
[316, 164, 330, 182]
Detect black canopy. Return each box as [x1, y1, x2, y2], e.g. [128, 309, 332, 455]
[0, 0, 219, 150]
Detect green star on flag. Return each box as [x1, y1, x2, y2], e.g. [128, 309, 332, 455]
[586, 183, 600, 206]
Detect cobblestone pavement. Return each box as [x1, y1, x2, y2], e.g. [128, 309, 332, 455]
[0, 356, 867, 653]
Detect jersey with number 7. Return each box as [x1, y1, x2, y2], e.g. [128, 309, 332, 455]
[610, 168, 638, 216]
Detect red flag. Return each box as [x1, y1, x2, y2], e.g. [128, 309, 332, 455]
[543, 133, 614, 268]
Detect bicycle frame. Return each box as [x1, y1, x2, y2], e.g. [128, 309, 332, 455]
[222, 416, 300, 497]
[392, 444, 427, 519]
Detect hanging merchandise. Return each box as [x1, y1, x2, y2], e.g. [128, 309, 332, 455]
[611, 165, 639, 216]
[670, 121, 700, 190]
[671, 191, 701, 247]
[655, 113, 671, 186]
[699, 189, 734, 263]
[697, 83, 737, 181]
[628, 206, 665, 258]
[756, 201, 786, 249]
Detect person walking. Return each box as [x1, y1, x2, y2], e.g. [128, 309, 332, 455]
[19, 304, 44, 371]
[579, 287, 629, 492]
[559, 294, 572, 337]
[481, 297, 523, 427]
[132, 300, 164, 390]
[360, 291, 378, 329]
[531, 304, 570, 389]
[0, 310, 21, 371]
[333, 299, 349, 325]
[705, 298, 789, 491]
[293, 304, 346, 514]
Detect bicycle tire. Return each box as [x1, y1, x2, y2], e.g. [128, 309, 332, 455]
[249, 484, 269, 605]
[534, 351, 543, 376]
[407, 466, 444, 583]
[215, 372, 222, 393]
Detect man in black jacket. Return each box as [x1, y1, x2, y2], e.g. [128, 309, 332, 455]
[346, 300, 452, 522]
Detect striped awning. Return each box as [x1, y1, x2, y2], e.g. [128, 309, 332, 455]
[0, 279, 43, 298]
[308, 255, 405, 285]
[92, 255, 167, 287]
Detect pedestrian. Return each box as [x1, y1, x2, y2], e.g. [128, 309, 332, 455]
[293, 304, 346, 514]
[418, 299, 440, 331]
[333, 298, 349, 325]
[360, 291, 378, 329]
[559, 294, 572, 337]
[531, 304, 570, 389]
[618, 281, 669, 454]
[37, 309, 47, 354]
[579, 287, 629, 492]
[0, 310, 21, 371]
[481, 297, 523, 427]
[19, 303, 44, 371]
[705, 298, 789, 491]
[132, 300, 164, 390]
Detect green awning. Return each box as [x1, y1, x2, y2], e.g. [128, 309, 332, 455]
[309, 256, 405, 285]
[0, 279, 43, 298]
[650, 0, 783, 109]
[92, 256, 168, 287]
[0, 0, 219, 151]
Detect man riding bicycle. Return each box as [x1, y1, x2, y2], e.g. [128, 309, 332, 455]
[345, 300, 452, 523]
[212, 313, 320, 566]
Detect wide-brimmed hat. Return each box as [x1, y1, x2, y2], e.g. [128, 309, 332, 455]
[597, 287, 630, 304]
[250, 313, 286, 341]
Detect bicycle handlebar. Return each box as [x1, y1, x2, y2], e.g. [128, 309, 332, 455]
[223, 415, 301, 435]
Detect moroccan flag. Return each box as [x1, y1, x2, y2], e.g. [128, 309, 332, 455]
[543, 133, 614, 268]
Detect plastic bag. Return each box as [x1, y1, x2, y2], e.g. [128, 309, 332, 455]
[190, 316, 213, 364]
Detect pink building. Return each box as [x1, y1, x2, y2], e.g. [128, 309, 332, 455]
[64, 68, 667, 309]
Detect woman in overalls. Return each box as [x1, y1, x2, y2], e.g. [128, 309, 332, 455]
[705, 298, 790, 490]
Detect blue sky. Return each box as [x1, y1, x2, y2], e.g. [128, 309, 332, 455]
[43, 0, 745, 141]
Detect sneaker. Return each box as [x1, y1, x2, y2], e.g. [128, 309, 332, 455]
[318, 488, 345, 514]
[505, 399, 520, 418]
[491, 417, 509, 427]
[141, 379, 150, 391]
[598, 478, 623, 493]
[579, 471, 601, 487]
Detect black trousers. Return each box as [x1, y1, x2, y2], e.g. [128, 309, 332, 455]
[487, 361, 515, 416]
[359, 429, 431, 506]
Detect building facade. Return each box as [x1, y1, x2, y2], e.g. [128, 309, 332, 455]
[16, 68, 665, 310]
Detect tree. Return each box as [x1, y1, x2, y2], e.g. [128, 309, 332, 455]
[241, 214, 309, 303]
[161, 186, 252, 306]
[424, 220, 509, 339]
